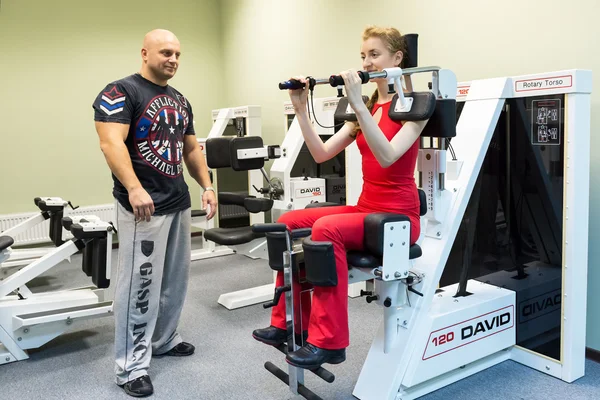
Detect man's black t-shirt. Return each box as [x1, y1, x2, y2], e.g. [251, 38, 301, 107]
[93, 73, 195, 215]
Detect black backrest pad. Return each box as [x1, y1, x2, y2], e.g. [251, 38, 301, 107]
[421, 99, 457, 138]
[206, 137, 233, 168]
[389, 92, 436, 122]
[403, 33, 418, 68]
[230, 136, 265, 171]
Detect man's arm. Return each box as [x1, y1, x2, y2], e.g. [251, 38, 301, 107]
[182, 135, 217, 219]
[182, 135, 212, 189]
[95, 121, 154, 221]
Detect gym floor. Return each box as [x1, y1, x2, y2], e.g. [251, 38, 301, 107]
[2, 242, 599, 400]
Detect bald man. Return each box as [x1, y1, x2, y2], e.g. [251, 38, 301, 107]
[93, 29, 217, 397]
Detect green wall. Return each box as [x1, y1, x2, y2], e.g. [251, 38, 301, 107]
[0, 0, 225, 213]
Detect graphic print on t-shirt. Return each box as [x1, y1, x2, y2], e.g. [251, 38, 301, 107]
[100, 86, 126, 116]
[135, 95, 190, 177]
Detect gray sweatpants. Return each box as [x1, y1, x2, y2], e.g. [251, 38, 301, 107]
[114, 202, 192, 385]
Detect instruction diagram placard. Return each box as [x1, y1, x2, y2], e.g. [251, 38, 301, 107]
[531, 99, 561, 146]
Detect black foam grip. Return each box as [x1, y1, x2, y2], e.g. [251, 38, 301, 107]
[91, 237, 110, 289]
[328, 71, 369, 87]
[364, 213, 410, 257]
[279, 79, 304, 90]
[205, 137, 233, 168]
[403, 33, 418, 68]
[302, 236, 337, 286]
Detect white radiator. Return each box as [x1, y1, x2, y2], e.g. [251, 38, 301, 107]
[0, 204, 116, 246]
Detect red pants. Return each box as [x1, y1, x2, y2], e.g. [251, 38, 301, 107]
[270, 205, 419, 350]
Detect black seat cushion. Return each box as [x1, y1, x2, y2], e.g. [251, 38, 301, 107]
[191, 209, 207, 218]
[219, 192, 246, 206]
[244, 197, 274, 213]
[203, 226, 265, 246]
[347, 244, 422, 269]
[0, 235, 15, 252]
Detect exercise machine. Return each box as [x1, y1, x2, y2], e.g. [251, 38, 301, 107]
[272, 96, 370, 298]
[255, 34, 591, 400]
[199, 105, 280, 309]
[0, 213, 114, 365]
[0, 197, 76, 271]
[271, 97, 342, 223]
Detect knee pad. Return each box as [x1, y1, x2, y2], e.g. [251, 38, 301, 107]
[266, 228, 314, 271]
[302, 236, 337, 287]
[266, 232, 286, 271]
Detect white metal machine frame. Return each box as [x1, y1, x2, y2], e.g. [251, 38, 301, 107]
[0, 215, 114, 365]
[347, 69, 590, 400]
[0, 197, 71, 271]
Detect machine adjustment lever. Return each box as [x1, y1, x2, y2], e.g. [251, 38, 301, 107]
[404, 275, 424, 297]
[252, 184, 271, 195]
[263, 285, 291, 309]
[359, 290, 373, 297]
[383, 297, 392, 307]
[366, 295, 379, 304]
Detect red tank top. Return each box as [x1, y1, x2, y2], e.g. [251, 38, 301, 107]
[355, 101, 421, 238]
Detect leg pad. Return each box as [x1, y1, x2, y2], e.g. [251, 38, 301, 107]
[266, 232, 286, 271]
[303, 236, 337, 287]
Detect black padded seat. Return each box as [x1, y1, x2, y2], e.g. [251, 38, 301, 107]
[203, 226, 265, 246]
[347, 244, 422, 269]
[0, 235, 14, 252]
[191, 209, 207, 218]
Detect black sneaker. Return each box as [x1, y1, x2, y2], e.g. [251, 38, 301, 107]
[252, 326, 287, 346]
[252, 326, 308, 346]
[154, 342, 195, 357]
[286, 343, 346, 370]
[120, 375, 153, 397]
